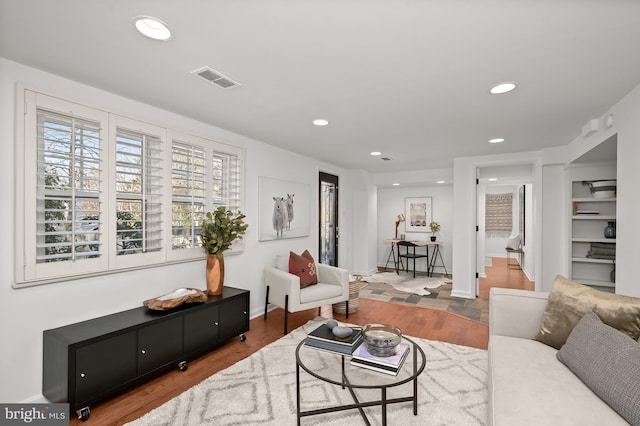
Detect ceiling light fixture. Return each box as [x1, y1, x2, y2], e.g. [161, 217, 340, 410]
[436, 180, 445, 184]
[370, 151, 381, 156]
[133, 16, 173, 41]
[392, 183, 400, 186]
[489, 138, 505, 144]
[490, 82, 517, 94]
[312, 119, 329, 126]
[488, 178, 498, 182]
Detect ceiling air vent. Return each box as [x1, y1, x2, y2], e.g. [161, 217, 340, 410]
[191, 66, 240, 89]
[381, 157, 392, 161]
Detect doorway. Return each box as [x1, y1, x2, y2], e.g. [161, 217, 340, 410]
[476, 164, 535, 295]
[319, 172, 339, 266]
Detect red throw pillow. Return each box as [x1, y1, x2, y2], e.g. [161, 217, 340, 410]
[289, 250, 318, 288]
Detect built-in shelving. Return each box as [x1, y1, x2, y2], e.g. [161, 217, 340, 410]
[570, 179, 616, 290]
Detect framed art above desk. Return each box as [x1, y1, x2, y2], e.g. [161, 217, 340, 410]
[404, 197, 432, 233]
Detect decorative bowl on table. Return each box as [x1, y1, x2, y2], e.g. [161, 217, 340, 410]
[362, 323, 402, 357]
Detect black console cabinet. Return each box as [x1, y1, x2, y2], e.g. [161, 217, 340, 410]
[43, 286, 249, 421]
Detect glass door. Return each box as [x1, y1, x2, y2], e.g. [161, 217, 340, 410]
[319, 172, 339, 266]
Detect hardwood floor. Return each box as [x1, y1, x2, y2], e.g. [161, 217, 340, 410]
[478, 256, 535, 298]
[69, 256, 531, 425]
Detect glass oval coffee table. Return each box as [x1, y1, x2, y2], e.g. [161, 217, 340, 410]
[295, 335, 426, 425]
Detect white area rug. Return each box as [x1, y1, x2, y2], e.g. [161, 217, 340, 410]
[363, 272, 450, 296]
[126, 318, 487, 426]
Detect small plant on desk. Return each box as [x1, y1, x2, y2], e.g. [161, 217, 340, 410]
[429, 221, 440, 242]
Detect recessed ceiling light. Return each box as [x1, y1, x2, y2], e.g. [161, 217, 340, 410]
[312, 119, 329, 126]
[370, 151, 381, 156]
[488, 178, 498, 182]
[437, 180, 445, 184]
[133, 16, 173, 41]
[490, 82, 517, 94]
[392, 183, 400, 186]
[489, 138, 505, 144]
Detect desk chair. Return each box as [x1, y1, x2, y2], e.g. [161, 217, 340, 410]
[396, 241, 428, 278]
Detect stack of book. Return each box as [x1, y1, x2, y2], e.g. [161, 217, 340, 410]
[350, 341, 410, 376]
[304, 324, 363, 355]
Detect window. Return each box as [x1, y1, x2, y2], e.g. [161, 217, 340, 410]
[168, 133, 243, 261]
[110, 116, 167, 269]
[171, 140, 206, 253]
[16, 89, 244, 287]
[38, 109, 102, 263]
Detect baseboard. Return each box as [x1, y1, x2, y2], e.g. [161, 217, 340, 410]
[450, 288, 475, 299]
[354, 268, 379, 277]
[20, 394, 48, 403]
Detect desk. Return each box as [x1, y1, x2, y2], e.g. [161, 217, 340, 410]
[383, 239, 404, 272]
[383, 240, 447, 278]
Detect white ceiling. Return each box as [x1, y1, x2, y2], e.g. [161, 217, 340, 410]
[1, 0, 638, 173]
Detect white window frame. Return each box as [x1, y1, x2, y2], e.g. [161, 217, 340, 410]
[167, 131, 245, 262]
[15, 86, 244, 287]
[17, 90, 110, 283]
[109, 115, 167, 269]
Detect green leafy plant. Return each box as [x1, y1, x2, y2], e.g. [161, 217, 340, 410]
[200, 206, 248, 257]
[429, 221, 441, 235]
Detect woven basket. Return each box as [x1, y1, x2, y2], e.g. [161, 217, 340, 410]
[333, 280, 360, 314]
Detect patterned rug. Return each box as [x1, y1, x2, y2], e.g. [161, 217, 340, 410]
[358, 272, 489, 323]
[126, 318, 488, 426]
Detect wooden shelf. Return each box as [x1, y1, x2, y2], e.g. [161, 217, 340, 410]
[570, 278, 615, 288]
[572, 215, 616, 220]
[572, 197, 616, 202]
[572, 237, 616, 243]
[571, 257, 615, 264]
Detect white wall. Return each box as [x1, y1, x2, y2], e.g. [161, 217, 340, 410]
[608, 84, 640, 297]
[376, 184, 453, 275]
[342, 169, 378, 275]
[0, 58, 355, 404]
[538, 80, 640, 297]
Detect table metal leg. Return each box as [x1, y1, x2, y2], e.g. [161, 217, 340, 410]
[413, 343, 418, 415]
[381, 387, 387, 426]
[384, 243, 396, 270]
[296, 363, 301, 425]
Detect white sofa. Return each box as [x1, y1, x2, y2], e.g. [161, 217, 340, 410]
[488, 287, 628, 425]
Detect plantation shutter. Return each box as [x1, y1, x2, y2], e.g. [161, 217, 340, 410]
[36, 109, 102, 263]
[171, 141, 206, 251]
[115, 128, 164, 256]
[212, 151, 241, 212]
[17, 88, 245, 286]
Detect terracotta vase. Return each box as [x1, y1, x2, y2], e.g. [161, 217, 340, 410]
[206, 254, 225, 296]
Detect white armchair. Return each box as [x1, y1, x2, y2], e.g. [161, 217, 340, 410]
[263, 254, 350, 334]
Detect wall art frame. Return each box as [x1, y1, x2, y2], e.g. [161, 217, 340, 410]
[258, 176, 310, 241]
[404, 197, 432, 233]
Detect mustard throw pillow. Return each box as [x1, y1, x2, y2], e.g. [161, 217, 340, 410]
[535, 275, 640, 349]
